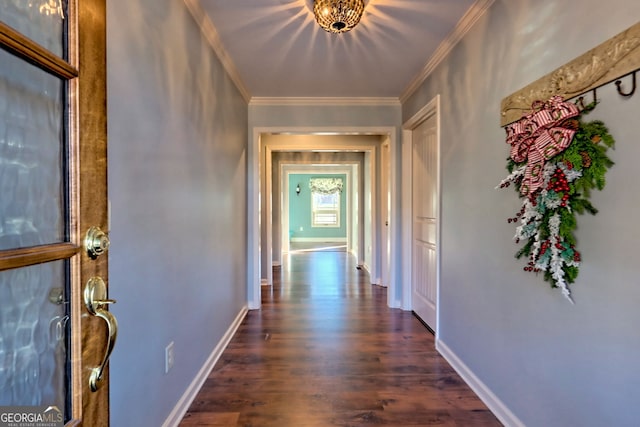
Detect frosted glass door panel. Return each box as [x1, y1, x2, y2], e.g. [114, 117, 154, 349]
[0, 0, 66, 57]
[0, 260, 69, 420]
[0, 48, 66, 250]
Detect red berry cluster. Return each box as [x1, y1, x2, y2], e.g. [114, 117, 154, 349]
[539, 239, 552, 256]
[538, 239, 581, 263]
[507, 204, 526, 224]
[547, 167, 570, 207]
[573, 249, 581, 262]
[524, 260, 541, 273]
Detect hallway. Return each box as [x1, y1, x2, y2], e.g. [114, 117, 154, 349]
[180, 249, 501, 426]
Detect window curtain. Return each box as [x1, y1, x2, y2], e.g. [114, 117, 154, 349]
[309, 177, 343, 194]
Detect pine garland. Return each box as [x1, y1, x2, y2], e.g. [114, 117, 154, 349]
[498, 104, 615, 302]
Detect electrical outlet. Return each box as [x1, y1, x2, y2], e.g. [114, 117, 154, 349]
[165, 341, 174, 373]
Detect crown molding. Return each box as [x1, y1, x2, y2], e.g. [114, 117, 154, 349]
[249, 97, 401, 107]
[183, 0, 251, 102]
[399, 0, 495, 103]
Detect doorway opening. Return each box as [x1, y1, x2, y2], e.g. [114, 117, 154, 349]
[248, 128, 398, 310]
[281, 164, 355, 260]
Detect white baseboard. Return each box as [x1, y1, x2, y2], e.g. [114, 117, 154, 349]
[162, 306, 248, 427]
[389, 298, 402, 309]
[359, 262, 370, 275]
[436, 340, 525, 427]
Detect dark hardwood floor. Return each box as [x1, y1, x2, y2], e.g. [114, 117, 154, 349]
[180, 248, 502, 426]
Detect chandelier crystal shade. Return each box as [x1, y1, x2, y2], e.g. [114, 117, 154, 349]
[313, 0, 365, 34]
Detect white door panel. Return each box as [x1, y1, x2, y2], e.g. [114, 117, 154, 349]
[411, 113, 438, 331]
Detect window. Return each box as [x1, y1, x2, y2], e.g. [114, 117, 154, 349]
[312, 192, 340, 227]
[309, 177, 343, 228]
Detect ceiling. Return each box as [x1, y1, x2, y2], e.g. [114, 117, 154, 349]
[194, 0, 479, 100]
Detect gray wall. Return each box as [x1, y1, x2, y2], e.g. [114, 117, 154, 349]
[106, 0, 248, 426]
[250, 104, 402, 129]
[403, 1, 640, 426]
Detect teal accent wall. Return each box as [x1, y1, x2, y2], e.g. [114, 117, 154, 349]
[289, 174, 347, 240]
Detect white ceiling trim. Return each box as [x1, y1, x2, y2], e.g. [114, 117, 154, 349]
[399, 0, 495, 103]
[282, 164, 357, 173]
[256, 126, 395, 136]
[249, 97, 401, 107]
[183, 0, 251, 102]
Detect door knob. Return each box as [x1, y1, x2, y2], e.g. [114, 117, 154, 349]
[84, 226, 110, 259]
[84, 276, 118, 392]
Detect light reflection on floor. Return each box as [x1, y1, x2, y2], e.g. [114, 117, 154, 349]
[274, 242, 373, 303]
[268, 244, 380, 342]
[288, 244, 347, 253]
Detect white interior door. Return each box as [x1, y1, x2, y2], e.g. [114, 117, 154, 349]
[411, 112, 439, 331]
[380, 140, 390, 287]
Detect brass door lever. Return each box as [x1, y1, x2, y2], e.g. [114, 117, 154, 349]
[84, 276, 118, 392]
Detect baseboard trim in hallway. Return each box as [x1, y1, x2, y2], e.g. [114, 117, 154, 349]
[162, 306, 249, 427]
[436, 339, 525, 427]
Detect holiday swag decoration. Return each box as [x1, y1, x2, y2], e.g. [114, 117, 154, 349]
[497, 96, 614, 302]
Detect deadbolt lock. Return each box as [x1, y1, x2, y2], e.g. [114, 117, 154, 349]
[84, 226, 110, 259]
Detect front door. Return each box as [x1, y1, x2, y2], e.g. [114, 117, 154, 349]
[0, 0, 111, 425]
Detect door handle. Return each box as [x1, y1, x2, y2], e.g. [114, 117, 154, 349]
[84, 276, 118, 392]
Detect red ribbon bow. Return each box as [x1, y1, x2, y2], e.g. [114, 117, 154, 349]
[505, 96, 580, 196]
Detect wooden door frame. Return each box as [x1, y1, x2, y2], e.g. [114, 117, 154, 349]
[76, 0, 109, 424]
[402, 95, 441, 336]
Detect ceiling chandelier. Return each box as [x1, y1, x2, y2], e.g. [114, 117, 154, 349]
[313, 0, 365, 34]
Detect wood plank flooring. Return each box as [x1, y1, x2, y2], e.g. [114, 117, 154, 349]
[180, 250, 502, 426]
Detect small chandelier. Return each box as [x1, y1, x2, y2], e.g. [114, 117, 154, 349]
[313, 0, 365, 34]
